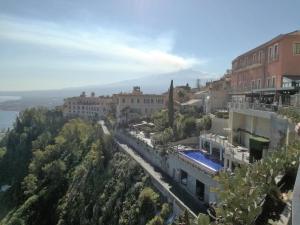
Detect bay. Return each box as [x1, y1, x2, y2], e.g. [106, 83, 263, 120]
[0, 110, 19, 131]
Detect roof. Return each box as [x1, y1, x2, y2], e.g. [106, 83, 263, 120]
[113, 93, 164, 97]
[232, 30, 300, 62]
[181, 99, 202, 106]
[194, 90, 208, 95]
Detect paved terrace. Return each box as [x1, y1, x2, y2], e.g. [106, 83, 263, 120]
[129, 130, 154, 147]
[200, 133, 249, 165]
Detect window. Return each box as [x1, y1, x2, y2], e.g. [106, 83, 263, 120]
[258, 79, 261, 89]
[122, 98, 125, 103]
[253, 53, 257, 64]
[131, 98, 134, 103]
[180, 170, 188, 186]
[268, 46, 273, 61]
[274, 44, 279, 59]
[267, 78, 270, 88]
[259, 51, 263, 63]
[252, 80, 255, 89]
[294, 43, 300, 55]
[196, 180, 205, 201]
[272, 77, 276, 88]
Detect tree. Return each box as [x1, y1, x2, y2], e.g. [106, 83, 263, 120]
[146, 216, 163, 225]
[183, 209, 190, 225]
[138, 187, 159, 221]
[22, 174, 38, 196]
[194, 213, 210, 225]
[160, 203, 171, 220]
[168, 80, 174, 128]
[202, 116, 212, 131]
[182, 117, 197, 137]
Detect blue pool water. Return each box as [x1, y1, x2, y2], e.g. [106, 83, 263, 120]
[181, 150, 223, 172]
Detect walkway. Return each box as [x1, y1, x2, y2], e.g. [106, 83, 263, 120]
[98, 120, 110, 135]
[99, 120, 206, 217]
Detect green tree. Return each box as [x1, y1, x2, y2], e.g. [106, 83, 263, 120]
[182, 117, 197, 137]
[202, 116, 212, 131]
[146, 216, 163, 225]
[138, 187, 159, 221]
[0, 147, 6, 159]
[22, 174, 38, 196]
[168, 80, 174, 128]
[160, 203, 171, 220]
[194, 213, 210, 225]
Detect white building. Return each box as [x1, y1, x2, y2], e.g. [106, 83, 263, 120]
[63, 92, 113, 119]
[113, 87, 165, 123]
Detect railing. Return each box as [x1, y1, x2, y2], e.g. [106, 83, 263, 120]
[228, 101, 279, 112]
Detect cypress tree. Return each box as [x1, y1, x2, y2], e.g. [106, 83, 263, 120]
[168, 80, 174, 128]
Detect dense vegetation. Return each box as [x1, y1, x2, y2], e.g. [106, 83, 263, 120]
[213, 141, 300, 225]
[0, 108, 171, 225]
[151, 109, 211, 146]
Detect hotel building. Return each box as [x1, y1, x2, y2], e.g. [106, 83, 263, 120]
[231, 30, 300, 97]
[62, 92, 113, 119]
[113, 86, 165, 123]
[228, 31, 300, 162]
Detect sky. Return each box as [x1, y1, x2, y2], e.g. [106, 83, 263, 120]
[0, 0, 300, 91]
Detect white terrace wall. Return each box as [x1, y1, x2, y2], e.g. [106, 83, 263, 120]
[211, 117, 229, 136]
[116, 130, 219, 204]
[167, 154, 219, 203]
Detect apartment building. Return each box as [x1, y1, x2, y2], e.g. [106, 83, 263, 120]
[113, 87, 165, 123]
[63, 92, 113, 119]
[231, 30, 300, 96]
[227, 31, 300, 162]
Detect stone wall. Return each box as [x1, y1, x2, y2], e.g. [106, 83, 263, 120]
[115, 130, 219, 204]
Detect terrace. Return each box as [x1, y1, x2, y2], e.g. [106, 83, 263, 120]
[199, 133, 250, 170]
[228, 101, 279, 113]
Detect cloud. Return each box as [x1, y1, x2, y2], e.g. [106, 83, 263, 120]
[0, 14, 205, 74]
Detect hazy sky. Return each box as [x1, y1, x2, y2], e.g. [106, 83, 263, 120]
[0, 0, 300, 91]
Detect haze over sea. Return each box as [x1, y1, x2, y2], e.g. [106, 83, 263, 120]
[0, 96, 20, 131]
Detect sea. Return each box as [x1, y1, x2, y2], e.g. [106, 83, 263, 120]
[0, 96, 21, 131]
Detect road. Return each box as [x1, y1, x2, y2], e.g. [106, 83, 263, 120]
[98, 120, 110, 135]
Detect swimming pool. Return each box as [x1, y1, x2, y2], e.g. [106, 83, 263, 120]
[180, 150, 223, 172]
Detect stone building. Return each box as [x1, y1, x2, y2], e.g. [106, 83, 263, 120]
[62, 92, 113, 119]
[113, 86, 165, 123]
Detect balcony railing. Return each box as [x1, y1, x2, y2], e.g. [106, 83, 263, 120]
[228, 102, 279, 112]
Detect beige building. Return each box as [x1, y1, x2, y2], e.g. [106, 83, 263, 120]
[113, 87, 165, 123]
[63, 92, 113, 119]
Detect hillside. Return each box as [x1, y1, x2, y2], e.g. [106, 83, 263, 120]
[0, 108, 171, 225]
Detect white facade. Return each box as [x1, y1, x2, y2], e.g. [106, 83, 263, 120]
[63, 92, 113, 119]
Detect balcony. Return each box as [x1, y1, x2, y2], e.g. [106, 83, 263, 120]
[228, 101, 279, 112]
